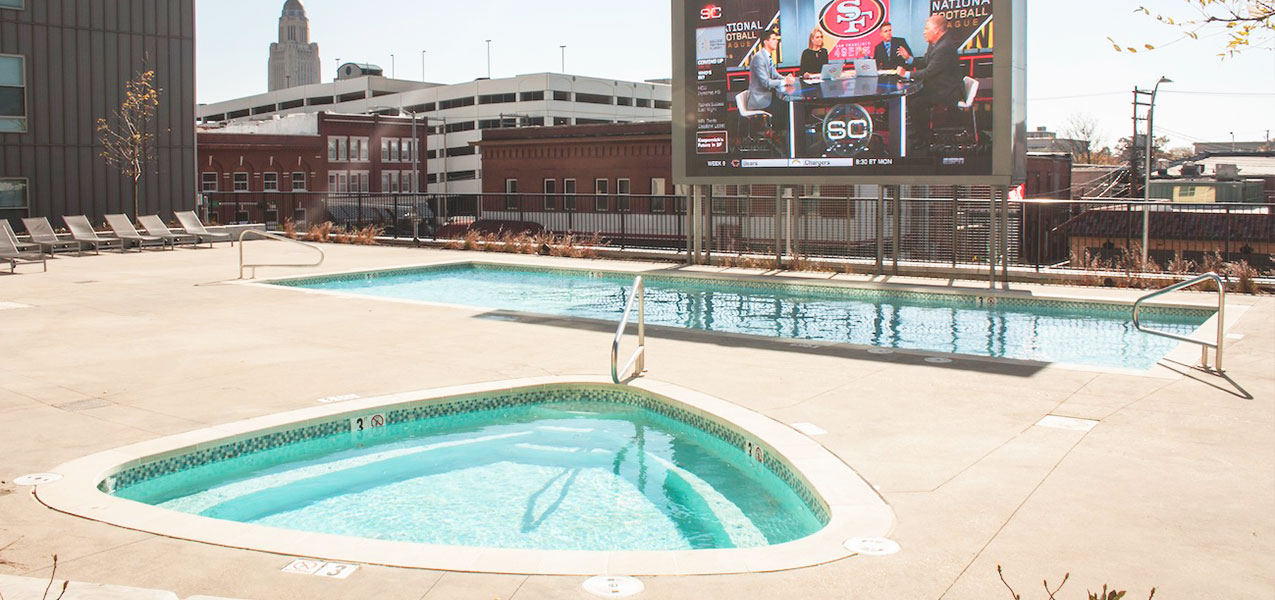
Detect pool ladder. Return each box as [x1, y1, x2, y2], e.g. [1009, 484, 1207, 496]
[611, 276, 647, 384]
[1133, 273, 1226, 374]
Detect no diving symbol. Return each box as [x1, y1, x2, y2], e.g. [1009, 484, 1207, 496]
[281, 559, 323, 575]
[370, 414, 385, 428]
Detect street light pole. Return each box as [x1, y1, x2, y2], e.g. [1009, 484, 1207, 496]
[486, 40, 492, 78]
[560, 45, 566, 72]
[1143, 75, 1172, 265]
[421, 50, 426, 82]
[391, 54, 395, 79]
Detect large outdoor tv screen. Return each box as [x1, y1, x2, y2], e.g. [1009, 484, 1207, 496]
[673, 0, 1024, 185]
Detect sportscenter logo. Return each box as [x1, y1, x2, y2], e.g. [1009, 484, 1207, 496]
[700, 4, 722, 20]
[696, 131, 728, 154]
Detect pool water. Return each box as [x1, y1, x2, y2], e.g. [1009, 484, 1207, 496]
[276, 264, 1212, 370]
[115, 401, 824, 551]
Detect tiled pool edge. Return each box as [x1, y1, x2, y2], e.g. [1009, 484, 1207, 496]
[35, 376, 893, 576]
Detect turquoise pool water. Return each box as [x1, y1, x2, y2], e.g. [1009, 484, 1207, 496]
[114, 400, 824, 551]
[275, 264, 1212, 370]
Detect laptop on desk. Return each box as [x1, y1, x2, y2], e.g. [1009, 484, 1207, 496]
[820, 62, 845, 81]
[853, 59, 879, 77]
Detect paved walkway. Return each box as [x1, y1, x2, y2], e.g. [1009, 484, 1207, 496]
[1, 244, 1270, 599]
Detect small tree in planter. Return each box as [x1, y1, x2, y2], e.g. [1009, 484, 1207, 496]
[96, 68, 162, 222]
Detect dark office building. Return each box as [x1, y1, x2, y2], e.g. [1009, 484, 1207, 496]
[0, 0, 196, 228]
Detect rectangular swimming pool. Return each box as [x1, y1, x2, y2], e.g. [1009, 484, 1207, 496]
[271, 263, 1214, 370]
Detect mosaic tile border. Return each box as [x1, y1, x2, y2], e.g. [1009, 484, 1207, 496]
[103, 385, 830, 525]
[267, 262, 1215, 320]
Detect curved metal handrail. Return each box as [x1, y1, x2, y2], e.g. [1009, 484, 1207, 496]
[238, 229, 326, 280]
[611, 276, 647, 384]
[1133, 273, 1226, 373]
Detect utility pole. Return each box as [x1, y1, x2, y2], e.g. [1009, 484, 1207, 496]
[1131, 88, 1152, 198]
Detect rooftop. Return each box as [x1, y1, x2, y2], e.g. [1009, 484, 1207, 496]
[0, 247, 1270, 599]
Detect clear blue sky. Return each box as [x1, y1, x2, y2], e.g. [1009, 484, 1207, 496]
[196, 0, 1275, 150]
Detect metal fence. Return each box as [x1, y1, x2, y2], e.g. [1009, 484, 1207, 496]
[202, 191, 1274, 277]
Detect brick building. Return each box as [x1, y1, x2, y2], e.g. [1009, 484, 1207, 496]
[197, 111, 425, 224]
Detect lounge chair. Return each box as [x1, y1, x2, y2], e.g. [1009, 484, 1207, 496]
[175, 211, 234, 247]
[20, 217, 78, 256]
[138, 215, 202, 248]
[63, 215, 124, 256]
[2, 220, 39, 253]
[0, 224, 46, 273]
[105, 214, 170, 251]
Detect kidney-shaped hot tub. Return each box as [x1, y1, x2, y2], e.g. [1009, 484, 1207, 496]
[37, 377, 892, 575]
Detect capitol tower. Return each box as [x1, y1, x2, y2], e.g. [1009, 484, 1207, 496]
[267, 0, 321, 91]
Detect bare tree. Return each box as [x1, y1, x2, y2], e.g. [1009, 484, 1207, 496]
[1061, 113, 1105, 164]
[96, 69, 162, 221]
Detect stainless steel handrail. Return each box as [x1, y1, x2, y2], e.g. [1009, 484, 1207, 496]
[611, 276, 647, 384]
[1133, 273, 1226, 373]
[238, 229, 326, 280]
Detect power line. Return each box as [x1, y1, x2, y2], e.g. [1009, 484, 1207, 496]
[1161, 90, 1275, 97]
[1028, 91, 1126, 102]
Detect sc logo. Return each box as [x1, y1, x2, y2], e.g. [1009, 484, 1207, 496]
[821, 103, 874, 157]
[700, 4, 722, 20]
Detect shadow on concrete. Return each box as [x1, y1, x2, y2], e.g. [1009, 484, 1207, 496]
[471, 309, 1051, 379]
[1160, 359, 1255, 400]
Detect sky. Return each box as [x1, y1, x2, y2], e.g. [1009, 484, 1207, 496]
[195, 0, 1275, 150]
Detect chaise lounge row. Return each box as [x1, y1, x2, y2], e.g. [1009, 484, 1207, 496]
[1, 211, 234, 274]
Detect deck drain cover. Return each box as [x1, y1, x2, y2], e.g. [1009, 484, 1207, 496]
[1036, 415, 1099, 432]
[583, 575, 644, 598]
[791, 422, 828, 436]
[924, 357, 953, 364]
[868, 348, 894, 355]
[844, 537, 900, 556]
[15, 473, 62, 486]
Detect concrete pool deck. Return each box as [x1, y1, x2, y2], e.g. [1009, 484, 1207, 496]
[1, 243, 1271, 599]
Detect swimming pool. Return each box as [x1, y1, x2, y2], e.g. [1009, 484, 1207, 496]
[43, 379, 890, 574]
[272, 262, 1214, 370]
[112, 393, 823, 551]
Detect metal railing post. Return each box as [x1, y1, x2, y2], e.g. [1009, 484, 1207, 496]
[1132, 272, 1227, 374]
[611, 276, 647, 384]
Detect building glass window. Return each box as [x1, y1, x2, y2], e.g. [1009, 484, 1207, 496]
[350, 137, 369, 162]
[0, 1, 27, 9]
[201, 172, 218, 193]
[401, 171, 415, 194]
[263, 172, 279, 192]
[543, 179, 556, 211]
[328, 136, 348, 162]
[650, 178, 667, 212]
[563, 179, 577, 211]
[390, 139, 401, 162]
[505, 179, 518, 210]
[616, 178, 631, 212]
[552, 91, 571, 101]
[381, 139, 391, 162]
[291, 172, 307, 191]
[0, 55, 27, 133]
[351, 171, 369, 192]
[594, 179, 609, 212]
[233, 173, 249, 192]
[0, 178, 28, 227]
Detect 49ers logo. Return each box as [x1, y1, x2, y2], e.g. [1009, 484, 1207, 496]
[818, 0, 887, 39]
